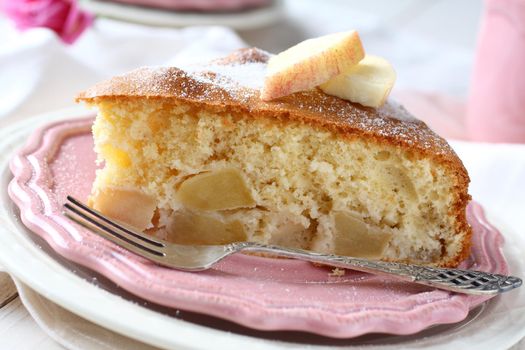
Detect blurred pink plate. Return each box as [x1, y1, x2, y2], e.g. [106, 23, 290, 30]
[8, 116, 509, 338]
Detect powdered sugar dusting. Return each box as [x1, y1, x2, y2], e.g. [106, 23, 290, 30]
[79, 48, 457, 159]
[182, 57, 420, 129]
[378, 99, 417, 122]
[186, 62, 266, 91]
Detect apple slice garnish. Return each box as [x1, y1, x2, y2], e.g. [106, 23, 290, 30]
[261, 31, 365, 101]
[320, 55, 396, 108]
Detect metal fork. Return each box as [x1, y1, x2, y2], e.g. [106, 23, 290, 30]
[63, 196, 522, 296]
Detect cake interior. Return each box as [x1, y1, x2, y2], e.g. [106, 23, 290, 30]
[89, 97, 467, 266]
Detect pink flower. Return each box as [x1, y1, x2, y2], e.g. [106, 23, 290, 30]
[1, 0, 94, 44]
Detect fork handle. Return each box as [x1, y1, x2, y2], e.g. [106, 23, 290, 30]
[233, 242, 522, 296]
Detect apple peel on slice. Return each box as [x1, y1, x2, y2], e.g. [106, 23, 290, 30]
[320, 55, 396, 108]
[261, 31, 365, 101]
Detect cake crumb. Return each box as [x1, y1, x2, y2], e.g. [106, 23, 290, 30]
[329, 268, 346, 277]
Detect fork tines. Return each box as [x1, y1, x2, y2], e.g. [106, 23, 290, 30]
[64, 196, 166, 259]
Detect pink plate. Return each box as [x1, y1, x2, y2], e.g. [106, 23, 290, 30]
[8, 116, 509, 338]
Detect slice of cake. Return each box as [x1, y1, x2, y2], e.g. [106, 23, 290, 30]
[77, 48, 471, 267]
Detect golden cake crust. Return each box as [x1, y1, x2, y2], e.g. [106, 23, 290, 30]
[77, 48, 472, 267]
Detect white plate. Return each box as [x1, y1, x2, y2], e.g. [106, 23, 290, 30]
[13, 278, 160, 350]
[1, 109, 525, 350]
[79, 0, 284, 30]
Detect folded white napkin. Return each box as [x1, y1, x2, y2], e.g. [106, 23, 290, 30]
[0, 18, 245, 126]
